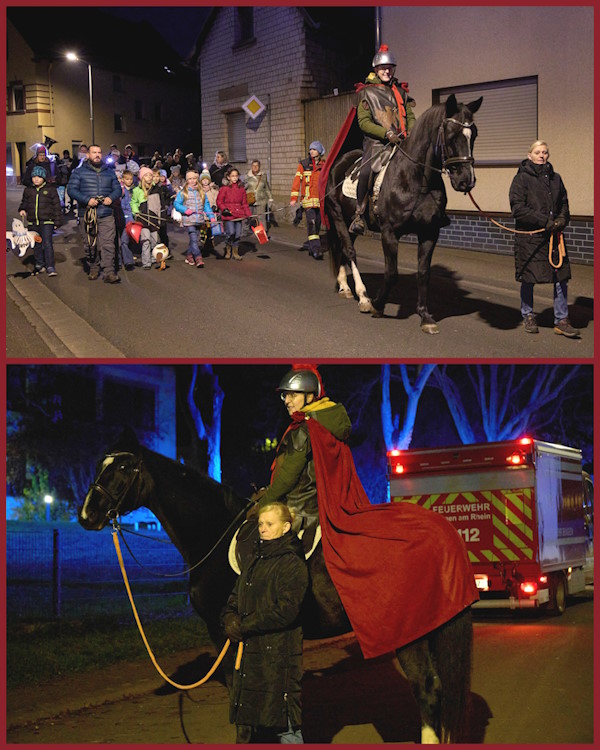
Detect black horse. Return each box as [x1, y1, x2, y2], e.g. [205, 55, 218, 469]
[325, 94, 483, 333]
[79, 429, 473, 743]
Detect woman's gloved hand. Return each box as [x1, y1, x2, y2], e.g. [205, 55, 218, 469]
[223, 613, 243, 642]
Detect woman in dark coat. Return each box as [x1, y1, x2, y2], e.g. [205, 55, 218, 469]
[509, 140, 579, 337]
[222, 502, 309, 744]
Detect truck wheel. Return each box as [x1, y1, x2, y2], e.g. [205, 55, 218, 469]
[550, 574, 567, 615]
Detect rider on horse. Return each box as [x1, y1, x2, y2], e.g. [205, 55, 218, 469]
[251, 366, 351, 531]
[349, 44, 415, 235]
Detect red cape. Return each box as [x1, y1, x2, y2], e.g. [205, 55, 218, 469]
[305, 416, 479, 659]
[318, 105, 360, 229]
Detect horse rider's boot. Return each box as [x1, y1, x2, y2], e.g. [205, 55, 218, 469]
[349, 198, 368, 235]
[224, 243, 232, 259]
[232, 246, 243, 261]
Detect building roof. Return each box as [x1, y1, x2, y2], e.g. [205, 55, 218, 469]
[8, 6, 193, 81]
[186, 7, 375, 70]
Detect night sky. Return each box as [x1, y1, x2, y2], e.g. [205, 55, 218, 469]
[102, 6, 212, 58]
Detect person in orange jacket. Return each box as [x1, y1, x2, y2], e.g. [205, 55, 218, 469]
[290, 141, 326, 260]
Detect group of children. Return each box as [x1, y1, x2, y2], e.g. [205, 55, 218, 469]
[120, 164, 255, 268]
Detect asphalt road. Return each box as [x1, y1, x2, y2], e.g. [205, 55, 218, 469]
[6, 189, 594, 359]
[6, 591, 593, 743]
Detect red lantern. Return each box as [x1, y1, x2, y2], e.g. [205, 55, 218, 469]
[251, 222, 269, 244]
[125, 221, 143, 243]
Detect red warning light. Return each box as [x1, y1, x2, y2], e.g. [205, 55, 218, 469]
[519, 437, 533, 445]
[507, 452, 524, 465]
[388, 449, 401, 457]
[394, 464, 405, 474]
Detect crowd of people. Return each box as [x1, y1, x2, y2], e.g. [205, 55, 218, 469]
[17, 142, 284, 283]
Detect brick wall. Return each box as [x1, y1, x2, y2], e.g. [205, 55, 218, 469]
[398, 213, 594, 266]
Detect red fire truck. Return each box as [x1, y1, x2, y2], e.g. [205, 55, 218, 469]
[387, 438, 593, 614]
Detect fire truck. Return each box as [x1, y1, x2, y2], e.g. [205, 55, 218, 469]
[387, 438, 593, 614]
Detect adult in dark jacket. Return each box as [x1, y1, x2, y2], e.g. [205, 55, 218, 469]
[209, 150, 233, 187]
[509, 140, 579, 337]
[222, 502, 309, 744]
[67, 145, 122, 283]
[22, 146, 56, 186]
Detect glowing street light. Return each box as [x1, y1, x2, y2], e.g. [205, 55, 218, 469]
[66, 52, 95, 144]
[44, 494, 53, 522]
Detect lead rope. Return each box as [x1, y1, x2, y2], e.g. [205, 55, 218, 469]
[548, 232, 566, 269]
[466, 191, 564, 269]
[112, 526, 244, 689]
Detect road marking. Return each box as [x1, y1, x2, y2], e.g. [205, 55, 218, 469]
[7, 276, 126, 358]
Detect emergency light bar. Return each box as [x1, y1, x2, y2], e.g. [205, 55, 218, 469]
[386, 438, 535, 476]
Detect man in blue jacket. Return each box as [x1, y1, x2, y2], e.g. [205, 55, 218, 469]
[67, 144, 122, 282]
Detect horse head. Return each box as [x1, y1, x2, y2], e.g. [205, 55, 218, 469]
[439, 93, 483, 194]
[78, 427, 149, 531]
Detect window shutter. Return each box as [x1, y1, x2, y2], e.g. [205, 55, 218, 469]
[437, 77, 537, 165]
[227, 111, 247, 162]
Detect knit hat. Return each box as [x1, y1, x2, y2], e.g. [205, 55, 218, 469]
[36, 146, 47, 154]
[199, 169, 211, 182]
[32, 165, 47, 178]
[159, 169, 167, 178]
[170, 165, 181, 174]
[138, 166, 153, 181]
[309, 141, 325, 156]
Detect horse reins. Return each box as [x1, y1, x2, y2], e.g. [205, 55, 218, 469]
[93, 451, 256, 578]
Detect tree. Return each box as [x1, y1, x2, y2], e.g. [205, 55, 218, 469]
[431, 364, 584, 443]
[185, 364, 224, 482]
[380, 364, 437, 450]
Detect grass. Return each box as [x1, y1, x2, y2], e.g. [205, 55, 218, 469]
[7, 613, 212, 689]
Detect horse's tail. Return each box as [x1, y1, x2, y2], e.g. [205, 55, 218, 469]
[432, 606, 473, 743]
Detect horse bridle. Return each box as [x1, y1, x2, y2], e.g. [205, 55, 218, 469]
[436, 117, 475, 172]
[90, 451, 143, 521]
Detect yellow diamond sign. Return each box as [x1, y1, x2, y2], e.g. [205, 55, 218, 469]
[242, 95, 266, 120]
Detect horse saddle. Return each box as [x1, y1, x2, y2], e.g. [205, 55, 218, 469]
[342, 156, 393, 213]
[228, 517, 322, 575]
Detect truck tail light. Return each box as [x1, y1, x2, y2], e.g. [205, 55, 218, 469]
[520, 581, 538, 596]
[519, 437, 533, 445]
[507, 452, 525, 465]
[394, 464, 405, 474]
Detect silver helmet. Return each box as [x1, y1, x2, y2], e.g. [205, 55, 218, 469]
[372, 44, 397, 68]
[276, 369, 323, 398]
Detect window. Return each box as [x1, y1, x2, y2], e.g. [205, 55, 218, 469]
[234, 7, 255, 46]
[7, 83, 24, 112]
[134, 99, 144, 120]
[114, 113, 126, 132]
[112, 75, 123, 92]
[435, 76, 537, 166]
[227, 110, 247, 162]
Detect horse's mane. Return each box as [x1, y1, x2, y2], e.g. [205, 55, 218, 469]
[408, 101, 446, 144]
[140, 444, 246, 519]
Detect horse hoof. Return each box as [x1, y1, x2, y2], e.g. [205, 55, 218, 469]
[421, 322, 440, 334]
[338, 289, 354, 300]
[359, 299, 374, 313]
[421, 725, 440, 744]
[371, 308, 384, 319]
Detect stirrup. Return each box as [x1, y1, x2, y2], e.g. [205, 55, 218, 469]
[349, 214, 365, 235]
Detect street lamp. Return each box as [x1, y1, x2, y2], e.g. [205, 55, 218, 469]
[43, 494, 53, 523]
[66, 52, 95, 144]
